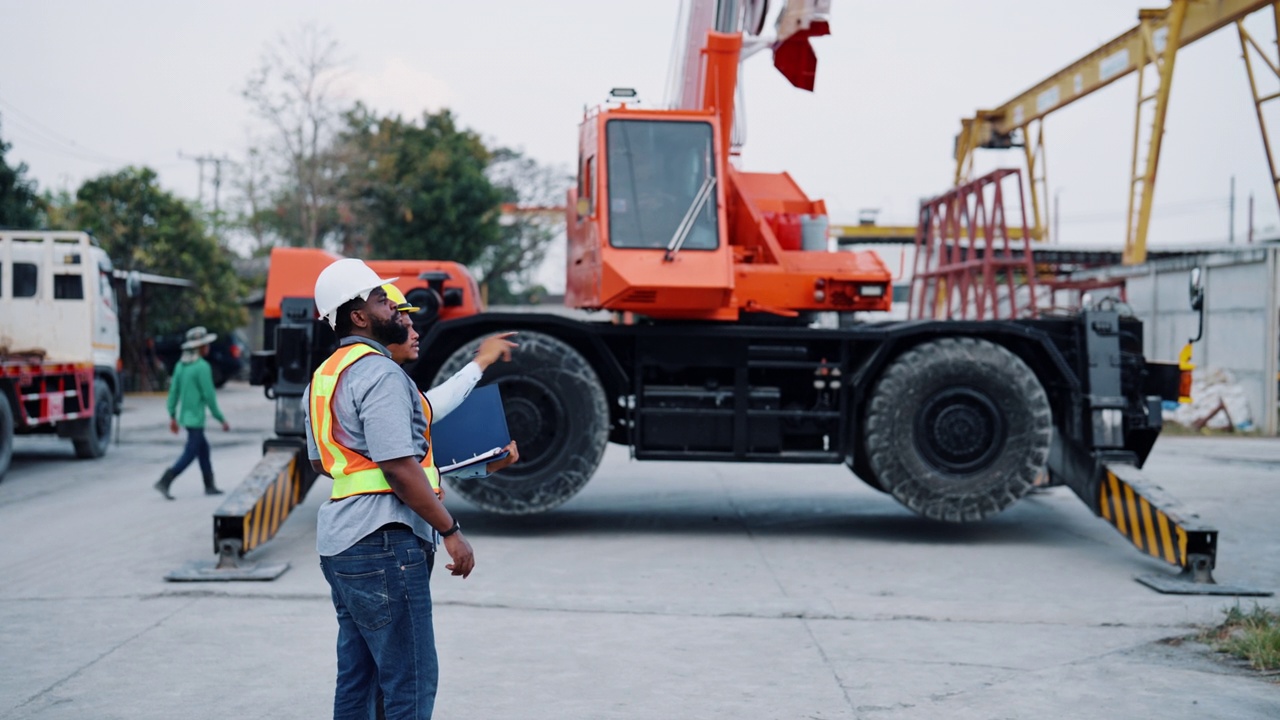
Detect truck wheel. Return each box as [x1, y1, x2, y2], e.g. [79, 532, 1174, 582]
[0, 392, 13, 481]
[432, 331, 609, 515]
[73, 379, 114, 459]
[864, 337, 1051, 523]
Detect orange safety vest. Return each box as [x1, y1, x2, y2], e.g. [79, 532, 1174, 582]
[309, 343, 442, 500]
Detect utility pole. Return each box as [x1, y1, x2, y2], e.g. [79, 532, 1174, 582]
[1248, 192, 1255, 244]
[1053, 189, 1061, 244]
[1229, 175, 1236, 244]
[179, 152, 234, 232]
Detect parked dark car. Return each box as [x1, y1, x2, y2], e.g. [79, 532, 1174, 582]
[152, 330, 249, 388]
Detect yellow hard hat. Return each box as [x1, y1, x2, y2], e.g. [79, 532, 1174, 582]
[382, 283, 419, 313]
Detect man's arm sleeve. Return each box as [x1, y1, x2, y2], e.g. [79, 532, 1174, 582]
[423, 361, 482, 421]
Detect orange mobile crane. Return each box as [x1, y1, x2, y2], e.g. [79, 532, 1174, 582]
[205, 1, 1259, 595]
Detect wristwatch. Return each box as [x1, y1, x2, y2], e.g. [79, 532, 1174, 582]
[440, 519, 461, 538]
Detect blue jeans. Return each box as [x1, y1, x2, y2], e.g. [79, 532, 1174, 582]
[320, 527, 437, 720]
[170, 427, 212, 479]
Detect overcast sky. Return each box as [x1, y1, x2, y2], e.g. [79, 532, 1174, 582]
[3, 0, 1277, 260]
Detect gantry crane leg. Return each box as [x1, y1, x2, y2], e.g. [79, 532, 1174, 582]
[1123, 2, 1190, 265]
[1237, 4, 1280, 219]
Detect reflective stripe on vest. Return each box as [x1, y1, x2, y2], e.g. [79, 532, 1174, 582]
[309, 343, 441, 500]
[418, 393, 441, 497]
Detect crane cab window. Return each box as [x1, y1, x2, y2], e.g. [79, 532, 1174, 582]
[577, 154, 596, 219]
[606, 119, 718, 251]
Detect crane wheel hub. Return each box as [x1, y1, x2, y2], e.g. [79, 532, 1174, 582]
[915, 387, 1006, 474]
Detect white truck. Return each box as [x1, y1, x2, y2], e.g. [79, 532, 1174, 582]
[0, 231, 122, 480]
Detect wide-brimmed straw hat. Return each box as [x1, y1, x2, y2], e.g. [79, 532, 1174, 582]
[181, 326, 218, 350]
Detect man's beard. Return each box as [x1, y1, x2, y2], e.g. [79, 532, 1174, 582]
[370, 312, 410, 347]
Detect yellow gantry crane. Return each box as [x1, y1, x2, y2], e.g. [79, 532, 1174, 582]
[955, 0, 1280, 264]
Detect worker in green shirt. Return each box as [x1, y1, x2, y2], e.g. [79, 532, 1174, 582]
[153, 326, 230, 499]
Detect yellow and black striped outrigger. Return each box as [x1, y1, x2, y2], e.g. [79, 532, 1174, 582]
[1095, 462, 1213, 571]
[1049, 426, 1273, 595]
[1086, 463, 1268, 595]
[1089, 461, 1216, 579]
[213, 439, 317, 557]
[1089, 459, 1276, 594]
[166, 439, 316, 581]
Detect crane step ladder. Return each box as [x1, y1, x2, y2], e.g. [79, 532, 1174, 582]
[165, 439, 315, 581]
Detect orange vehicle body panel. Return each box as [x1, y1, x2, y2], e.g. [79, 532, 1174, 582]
[262, 247, 481, 321]
[564, 29, 890, 321]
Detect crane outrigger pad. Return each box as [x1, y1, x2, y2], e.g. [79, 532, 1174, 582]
[165, 440, 315, 582]
[165, 557, 289, 582]
[1136, 568, 1273, 596]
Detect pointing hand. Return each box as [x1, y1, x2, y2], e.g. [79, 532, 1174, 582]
[473, 333, 518, 370]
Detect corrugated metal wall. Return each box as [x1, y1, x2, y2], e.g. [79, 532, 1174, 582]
[1122, 247, 1279, 435]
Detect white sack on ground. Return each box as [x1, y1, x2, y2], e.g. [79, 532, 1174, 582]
[1163, 368, 1254, 431]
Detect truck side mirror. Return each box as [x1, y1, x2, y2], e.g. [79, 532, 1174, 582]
[1188, 267, 1205, 345]
[126, 270, 141, 299]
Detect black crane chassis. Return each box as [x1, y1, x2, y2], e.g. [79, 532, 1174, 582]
[209, 304, 1271, 594]
[413, 309, 1170, 476]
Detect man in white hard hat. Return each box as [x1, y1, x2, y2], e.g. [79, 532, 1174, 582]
[302, 258, 474, 720]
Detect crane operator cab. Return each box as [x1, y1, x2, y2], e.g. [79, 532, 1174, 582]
[567, 103, 737, 320]
[565, 32, 891, 323]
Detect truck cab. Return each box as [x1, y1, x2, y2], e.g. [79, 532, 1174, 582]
[0, 231, 122, 477]
[1, 231, 121, 386]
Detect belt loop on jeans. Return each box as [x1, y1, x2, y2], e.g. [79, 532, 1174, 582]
[370, 522, 411, 549]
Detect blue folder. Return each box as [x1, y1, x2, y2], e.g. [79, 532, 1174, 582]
[430, 384, 511, 473]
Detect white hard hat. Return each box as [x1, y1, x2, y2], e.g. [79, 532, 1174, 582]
[314, 258, 398, 328]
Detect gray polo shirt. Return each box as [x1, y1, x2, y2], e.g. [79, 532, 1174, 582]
[304, 336, 435, 556]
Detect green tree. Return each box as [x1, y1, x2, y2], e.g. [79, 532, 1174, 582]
[336, 105, 504, 264]
[37, 188, 78, 230]
[0, 120, 46, 228]
[73, 167, 246, 389]
[482, 147, 570, 304]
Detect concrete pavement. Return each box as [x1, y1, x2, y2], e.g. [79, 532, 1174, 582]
[0, 381, 1276, 719]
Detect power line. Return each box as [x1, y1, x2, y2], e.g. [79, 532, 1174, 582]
[0, 93, 132, 166]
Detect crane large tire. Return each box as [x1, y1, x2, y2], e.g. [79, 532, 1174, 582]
[864, 337, 1051, 523]
[432, 331, 609, 515]
[73, 379, 114, 460]
[0, 391, 13, 481]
